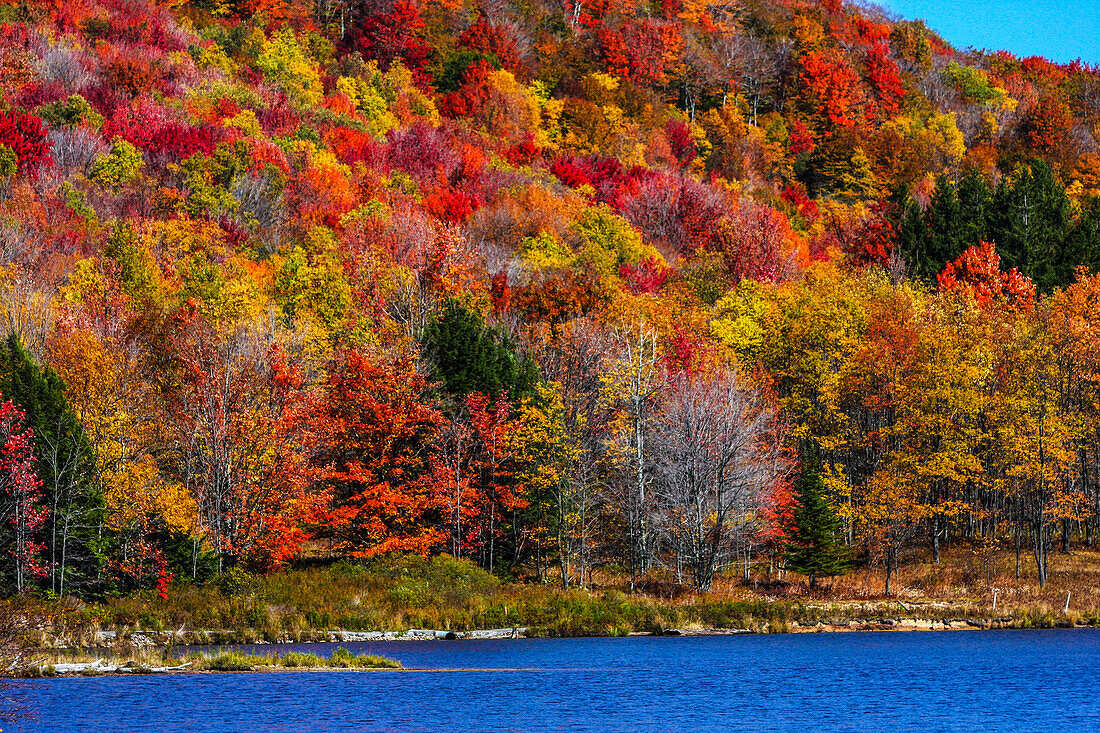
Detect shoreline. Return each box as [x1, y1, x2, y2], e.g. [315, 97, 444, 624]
[38, 554, 1100, 657]
[14, 621, 1100, 678]
[13, 665, 547, 679]
[69, 614, 1100, 651]
[84, 614, 1096, 649]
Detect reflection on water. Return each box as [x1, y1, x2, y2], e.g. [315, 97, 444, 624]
[12, 630, 1100, 732]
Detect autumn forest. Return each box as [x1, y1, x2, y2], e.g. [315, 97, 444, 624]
[0, 0, 1100, 610]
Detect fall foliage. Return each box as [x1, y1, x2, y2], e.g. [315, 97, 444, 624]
[0, 0, 1099, 600]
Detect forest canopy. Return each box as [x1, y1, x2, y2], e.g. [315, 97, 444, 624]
[0, 0, 1098, 597]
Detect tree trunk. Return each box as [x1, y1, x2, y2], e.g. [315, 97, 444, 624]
[557, 493, 569, 590]
[1015, 526, 1021, 580]
[1034, 522, 1048, 587]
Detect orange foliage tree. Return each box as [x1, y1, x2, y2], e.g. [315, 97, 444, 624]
[799, 49, 864, 128]
[309, 347, 446, 556]
[937, 240, 1036, 312]
[158, 309, 321, 571]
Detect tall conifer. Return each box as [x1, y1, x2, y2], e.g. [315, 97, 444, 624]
[784, 443, 849, 588]
[0, 334, 103, 595]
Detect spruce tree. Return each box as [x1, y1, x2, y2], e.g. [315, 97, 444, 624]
[422, 299, 537, 404]
[925, 173, 964, 276]
[988, 160, 1071, 292]
[784, 443, 849, 588]
[956, 171, 992, 249]
[1063, 196, 1100, 279]
[894, 191, 931, 278]
[0, 333, 104, 596]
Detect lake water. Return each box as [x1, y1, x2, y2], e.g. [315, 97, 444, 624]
[9, 629, 1100, 732]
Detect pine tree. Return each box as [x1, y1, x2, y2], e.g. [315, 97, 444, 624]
[784, 443, 849, 588]
[1063, 196, 1100, 277]
[0, 334, 104, 596]
[988, 160, 1071, 292]
[894, 190, 932, 279]
[925, 173, 964, 275]
[423, 299, 538, 404]
[956, 171, 992, 250]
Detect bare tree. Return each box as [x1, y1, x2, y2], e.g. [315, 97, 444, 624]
[435, 415, 474, 561]
[709, 30, 781, 124]
[651, 360, 782, 591]
[311, 0, 367, 41]
[231, 170, 288, 253]
[37, 43, 93, 90]
[39, 417, 94, 598]
[48, 127, 108, 175]
[607, 324, 662, 591]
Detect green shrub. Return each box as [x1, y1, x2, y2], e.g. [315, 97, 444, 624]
[38, 94, 104, 129]
[322, 647, 400, 669]
[90, 138, 143, 187]
[0, 144, 17, 179]
[281, 651, 323, 668]
[214, 568, 256, 597]
[203, 652, 259, 671]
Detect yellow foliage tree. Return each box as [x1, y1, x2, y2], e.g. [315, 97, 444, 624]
[257, 27, 323, 108]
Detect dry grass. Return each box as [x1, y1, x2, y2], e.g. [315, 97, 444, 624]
[17, 548, 1100, 651]
[769, 545, 1100, 626]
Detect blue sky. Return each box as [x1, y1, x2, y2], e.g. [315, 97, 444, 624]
[876, 0, 1100, 64]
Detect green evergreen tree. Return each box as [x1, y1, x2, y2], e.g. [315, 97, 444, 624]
[1063, 196, 1100, 278]
[784, 443, 849, 588]
[422, 299, 538, 404]
[893, 189, 932, 279]
[895, 175, 984, 283]
[0, 333, 104, 596]
[988, 160, 1071, 292]
[956, 171, 993, 250]
[925, 173, 965, 276]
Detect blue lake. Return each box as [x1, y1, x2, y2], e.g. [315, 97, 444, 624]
[10, 629, 1100, 732]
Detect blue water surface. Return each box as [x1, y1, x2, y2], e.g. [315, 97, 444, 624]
[10, 629, 1100, 732]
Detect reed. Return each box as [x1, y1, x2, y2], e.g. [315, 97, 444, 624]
[20, 547, 1100, 651]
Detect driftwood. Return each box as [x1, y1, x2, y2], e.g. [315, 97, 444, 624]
[41, 659, 194, 675]
[329, 627, 526, 642]
[84, 626, 530, 648]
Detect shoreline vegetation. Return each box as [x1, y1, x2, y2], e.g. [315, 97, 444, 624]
[14, 647, 402, 678]
[14, 618, 1096, 679]
[9, 551, 1100, 678]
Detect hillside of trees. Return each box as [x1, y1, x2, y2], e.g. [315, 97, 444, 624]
[1, 0, 1100, 601]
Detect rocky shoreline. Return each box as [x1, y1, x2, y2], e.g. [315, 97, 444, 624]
[788, 617, 1002, 632]
[86, 625, 530, 648]
[15, 618, 1099, 678]
[74, 614, 1093, 651]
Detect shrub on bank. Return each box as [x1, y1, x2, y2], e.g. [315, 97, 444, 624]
[188, 648, 401, 670]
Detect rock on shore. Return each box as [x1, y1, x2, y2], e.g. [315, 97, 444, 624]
[89, 626, 528, 647]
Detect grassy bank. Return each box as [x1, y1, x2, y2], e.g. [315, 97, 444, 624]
[47, 556, 807, 644]
[15, 647, 401, 678]
[24, 548, 1100, 650]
